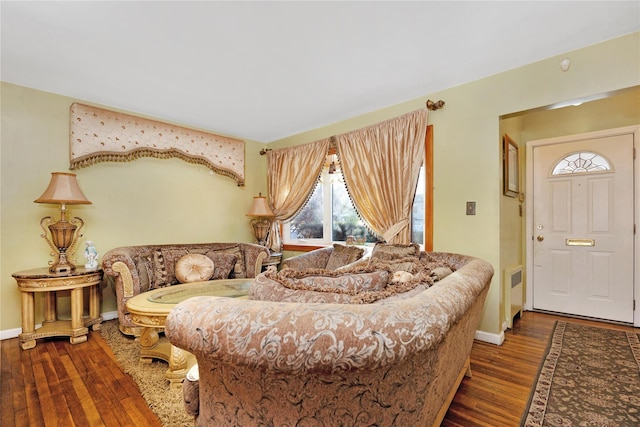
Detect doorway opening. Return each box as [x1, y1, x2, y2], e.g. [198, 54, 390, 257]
[499, 86, 640, 328]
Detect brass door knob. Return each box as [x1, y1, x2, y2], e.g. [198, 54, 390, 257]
[536, 235, 544, 242]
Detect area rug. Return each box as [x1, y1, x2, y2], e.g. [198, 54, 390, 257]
[99, 320, 193, 426]
[521, 321, 640, 426]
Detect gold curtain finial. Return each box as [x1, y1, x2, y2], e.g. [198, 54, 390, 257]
[329, 136, 337, 151]
[259, 148, 272, 155]
[426, 100, 445, 111]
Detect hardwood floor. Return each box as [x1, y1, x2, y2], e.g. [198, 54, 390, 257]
[443, 312, 637, 427]
[1, 325, 162, 427]
[1, 311, 637, 426]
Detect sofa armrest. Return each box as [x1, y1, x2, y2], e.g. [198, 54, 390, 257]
[280, 247, 333, 270]
[102, 247, 143, 300]
[238, 243, 270, 277]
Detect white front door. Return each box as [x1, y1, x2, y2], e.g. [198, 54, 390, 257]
[531, 132, 635, 323]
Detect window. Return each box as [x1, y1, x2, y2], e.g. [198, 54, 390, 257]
[285, 157, 378, 245]
[551, 151, 611, 175]
[284, 155, 426, 246]
[283, 124, 433, 250]
[411, 168, 425, 244]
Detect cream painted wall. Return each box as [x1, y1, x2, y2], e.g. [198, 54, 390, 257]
[519, 87, 640, 142]
[270, 33, 640, 337]
[0, 82, 268, 333]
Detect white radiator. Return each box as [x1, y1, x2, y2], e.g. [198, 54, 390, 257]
[504, 265, 523, 329]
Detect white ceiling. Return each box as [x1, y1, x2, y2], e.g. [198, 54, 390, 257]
[2, 1, 638, 143]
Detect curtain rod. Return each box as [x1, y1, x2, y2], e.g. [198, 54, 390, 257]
[260, 104, 441, 155]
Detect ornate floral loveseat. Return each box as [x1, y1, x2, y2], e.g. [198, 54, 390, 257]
[102, 242, 269, 336]
[165, 247, 493, 426]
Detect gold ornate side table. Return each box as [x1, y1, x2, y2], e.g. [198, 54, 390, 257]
[12, 267, 103, 350]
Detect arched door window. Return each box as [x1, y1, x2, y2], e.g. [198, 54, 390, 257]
[551, 151, 611, 175]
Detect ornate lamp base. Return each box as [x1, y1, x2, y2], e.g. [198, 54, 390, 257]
[40, 213, 84, 273]
[250, 217, 272, 247]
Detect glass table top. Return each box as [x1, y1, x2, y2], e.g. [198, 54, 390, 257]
[147, 278, 253, 304]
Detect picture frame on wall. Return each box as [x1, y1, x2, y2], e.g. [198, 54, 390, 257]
[503, 134, 519, 197]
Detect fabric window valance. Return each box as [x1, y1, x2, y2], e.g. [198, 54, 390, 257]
[69, 103, 245, 185]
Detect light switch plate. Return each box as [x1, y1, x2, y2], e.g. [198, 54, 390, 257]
[466, 201, 476, 215]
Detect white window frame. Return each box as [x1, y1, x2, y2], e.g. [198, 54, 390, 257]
[283, 166, 426, 247]
[282, 166, 346, 246]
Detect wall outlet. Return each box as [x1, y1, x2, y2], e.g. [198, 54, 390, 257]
[466, 201, 476, 215]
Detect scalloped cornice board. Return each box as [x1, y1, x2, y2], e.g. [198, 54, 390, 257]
[69, 103, 245, 186]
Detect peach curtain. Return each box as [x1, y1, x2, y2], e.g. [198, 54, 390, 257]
[266, 138, 331, 252]
[335, 109, 428, 244]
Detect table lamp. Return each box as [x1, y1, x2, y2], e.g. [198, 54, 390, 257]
[34, 172, 92, 273]
[246, 193, 274, 247]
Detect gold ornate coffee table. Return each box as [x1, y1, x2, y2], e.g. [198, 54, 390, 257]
[126, 278, 252, 387]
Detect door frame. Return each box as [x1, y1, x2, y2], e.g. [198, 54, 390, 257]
[525, 125, 640, 327]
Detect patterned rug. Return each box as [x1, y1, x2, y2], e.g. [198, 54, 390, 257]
[521, 321, 640, 426]
[99, 319, 193, 426]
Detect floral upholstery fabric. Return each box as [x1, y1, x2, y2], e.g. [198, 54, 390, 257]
[206, 252, 238, 280]
[370, 241, 421, 260]
[281, 245, 365, 271]
[147, 244, 250, 288]
[205, 245, 247, 278]
[297, 270, 387, 292]
[101, 242, 269, 336]
[369, 256, 419, 273]
[166, 252, 494, 426]
[251, 263, 442, 304]
[273, 266, 389, 292]
[157, 248, 189, 286]
[325, 243, 365, 270]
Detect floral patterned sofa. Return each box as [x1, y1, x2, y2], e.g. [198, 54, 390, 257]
[165, 248, 493, 426]
[102, 242, 269, 336]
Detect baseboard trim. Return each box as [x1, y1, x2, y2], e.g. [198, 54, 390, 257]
[0, 310, 119, 340]
[475, 329, 505, 345]
[102, 310, 119, 321]
[0, 327, 23, 341]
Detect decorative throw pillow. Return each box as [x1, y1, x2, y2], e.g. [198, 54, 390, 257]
[334, 258, 369, 271]
[175, 254, 215, 283]
[430, 266, 454, 281]
[297, 270, 389, 293]
[325, 244, 365, 270]
[250, 273, 356, 304]
[152, 250, 168, 288]
[391, 271, 414, 283]
[153, 248, 189, 288]
[369, 257, 419, 273]
[370, 242, 421, 261]
[205, 245, 246, 278]
[205, 252, 238, 279]
[413, 257, 457, 281]
[134, 254, 153, 291]
[162, 249, 191, 283]
[252, 267, 430, 305]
